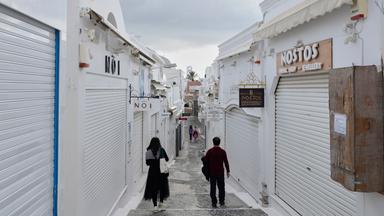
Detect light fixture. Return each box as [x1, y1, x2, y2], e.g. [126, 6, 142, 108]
[79, 44, 90, 68]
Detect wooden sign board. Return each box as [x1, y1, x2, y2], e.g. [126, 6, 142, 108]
[276, 39, 333, 74]
[239, 88, 264, 108]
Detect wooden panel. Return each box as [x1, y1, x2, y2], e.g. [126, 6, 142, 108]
[329, 66, 384, 192]
[354, 66, 383, 191]
[329, 67, 355, 190]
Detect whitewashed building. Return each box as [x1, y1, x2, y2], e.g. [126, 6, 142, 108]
[214, 0, 384, 216]
[162, 67, 185, 156]
[201, 63, 224, 148]
[63, 1, 163, 216]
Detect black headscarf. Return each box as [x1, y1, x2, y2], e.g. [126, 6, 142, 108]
[147, 137, 161, 156]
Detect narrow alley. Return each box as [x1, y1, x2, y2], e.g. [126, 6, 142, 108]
[128, 118, 267, 216]
[1, 1, 384, 216]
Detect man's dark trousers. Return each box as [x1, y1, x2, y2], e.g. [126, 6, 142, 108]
[210, 175, 225, 205]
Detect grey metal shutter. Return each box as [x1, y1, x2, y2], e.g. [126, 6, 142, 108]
[275, 73, 357, 216]
[133, 112, 143, 182]
[0, 5, 56, 216]
[225, 108, 260, 199]
[83, 89, 127, 216]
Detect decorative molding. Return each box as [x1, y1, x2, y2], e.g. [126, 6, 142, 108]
[239, 71, 266, 87]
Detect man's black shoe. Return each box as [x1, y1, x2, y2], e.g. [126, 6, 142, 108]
[220, 203, 226, 208]
[212, 203, 217, 208]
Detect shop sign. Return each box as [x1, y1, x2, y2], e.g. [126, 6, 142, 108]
[277, 39, 332, 74]
[133, 99, 152, 111]
[239, 88, 264, 108]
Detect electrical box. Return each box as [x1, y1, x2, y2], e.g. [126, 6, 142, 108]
[329, 66, 384, 192]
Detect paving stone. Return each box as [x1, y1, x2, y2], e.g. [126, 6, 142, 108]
[128, 209, 267, 216]
[136, 193, 249, 210]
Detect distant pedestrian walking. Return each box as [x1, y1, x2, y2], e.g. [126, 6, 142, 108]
[189, 125, 193, 142]
[144, 137, 170, 212]
[203, 137, 230, 208]
[193, 127, 199, 141]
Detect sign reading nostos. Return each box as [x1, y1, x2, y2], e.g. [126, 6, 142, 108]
[239, 88, 264, 108]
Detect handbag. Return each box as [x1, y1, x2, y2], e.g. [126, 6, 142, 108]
[160, 158, 169, 174]
[201, 156, 209, 181]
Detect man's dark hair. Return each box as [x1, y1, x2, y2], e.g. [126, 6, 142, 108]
[213, 137, 220, 146]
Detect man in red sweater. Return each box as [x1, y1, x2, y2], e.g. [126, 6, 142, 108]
[204, 137, 230, 208]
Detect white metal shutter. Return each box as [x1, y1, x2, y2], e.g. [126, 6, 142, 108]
[275, 73, 357, 216]
[225, 108, 260, 198]
[0, 5, 56, 216]
[132, 112, 143, 181]
[83, 90, 127, 216]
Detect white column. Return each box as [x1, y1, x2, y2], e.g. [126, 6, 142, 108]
[59, 1, 84, 215]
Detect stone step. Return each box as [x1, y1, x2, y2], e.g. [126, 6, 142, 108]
[128, 208, 268, 216]
[136, 193, 250, 210]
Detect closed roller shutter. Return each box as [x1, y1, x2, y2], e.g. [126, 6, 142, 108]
[133, 112, 143, 182]
[225, 108, 260, 198]
[0, 5, 57, 216]
[275, 73, 357, 216]
[83, 90, 127, 216]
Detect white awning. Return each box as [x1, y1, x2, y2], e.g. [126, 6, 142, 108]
[253, 0, 353, 41]
[151, 82, 167, 90]
[216, 43, 251, 60]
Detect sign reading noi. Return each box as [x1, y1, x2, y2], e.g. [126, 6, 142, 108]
[277, 39, 332, 74]
[133, 99, 152, 111]
[239, 88, 264, 108]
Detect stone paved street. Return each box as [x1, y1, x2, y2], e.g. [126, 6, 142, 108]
[128, 118, 267, 216]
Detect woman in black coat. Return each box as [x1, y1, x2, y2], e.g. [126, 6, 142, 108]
[143, 137, 170, 210]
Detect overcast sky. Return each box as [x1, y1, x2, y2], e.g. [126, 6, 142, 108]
[120, 0, 262, 76]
